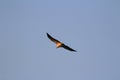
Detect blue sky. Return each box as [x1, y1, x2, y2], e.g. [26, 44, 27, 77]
[0, 0, 120, 80]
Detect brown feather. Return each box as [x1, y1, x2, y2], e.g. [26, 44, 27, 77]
[47, 33, 61, 44]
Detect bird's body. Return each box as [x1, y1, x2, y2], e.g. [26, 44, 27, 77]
[46, 33, 77, 52]
[56, 42, 62, 48]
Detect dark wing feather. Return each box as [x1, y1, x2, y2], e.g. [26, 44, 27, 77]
[46, 33, 61, 43]
[62, 44, 77, 52]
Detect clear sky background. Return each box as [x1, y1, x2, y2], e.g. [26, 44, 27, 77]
[0, 0, 120, 80]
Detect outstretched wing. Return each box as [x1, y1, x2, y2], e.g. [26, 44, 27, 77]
[62, 44, 77, 52]
[46, 33, 61, 44]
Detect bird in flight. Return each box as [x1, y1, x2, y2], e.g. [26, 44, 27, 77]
[46, 33, 77, 52]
